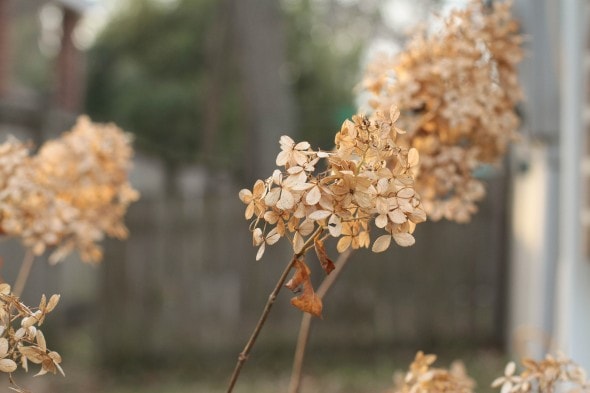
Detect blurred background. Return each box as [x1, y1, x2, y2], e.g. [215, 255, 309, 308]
[0, 0, 588, 392]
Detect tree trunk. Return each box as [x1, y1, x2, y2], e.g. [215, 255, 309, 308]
[232, 0, 296, 181]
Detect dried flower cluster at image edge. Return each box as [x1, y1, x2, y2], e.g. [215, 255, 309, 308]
[0, 284, 63, 383]
[492, 354, 590, 393]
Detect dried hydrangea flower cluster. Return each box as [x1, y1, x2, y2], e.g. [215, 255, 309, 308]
[362, 0, 523, 222]
[240, 107, 426, 315]
[0, 284, 63, 380]
[492, 354, 590, 393]
[391, 351, 475, 393]
[0, 116, 139, 263]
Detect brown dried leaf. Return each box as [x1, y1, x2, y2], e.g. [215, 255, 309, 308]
[286, 259, 322, 317]
[291, 283, 323, 318]
[285, 259, 311, 292]
[314, 239, 335, 275]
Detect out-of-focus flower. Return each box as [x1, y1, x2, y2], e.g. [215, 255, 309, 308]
[492, 354, 590, 393]
[391, 351, 475, 393]
[0, 116, 139, 263]
[363, 0, 523, 223]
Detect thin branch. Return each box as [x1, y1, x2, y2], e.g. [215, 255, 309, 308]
[13, 250, 35, 298]
[226, 226, 324, 393]
[288, 248, 353, 393]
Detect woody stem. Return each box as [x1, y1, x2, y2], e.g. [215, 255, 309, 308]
[13, 250, 35, 298]
[288, 248, 353, 393]
[226, 226, 324, 393]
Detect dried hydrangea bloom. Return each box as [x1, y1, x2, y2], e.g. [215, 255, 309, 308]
[0, 283, 63, 384]
[391, 351, 475, 393]
[0, 116, 139, 263]
[239, 107, 426, 315]
[363, 0, 523, 223]
[492, 354, 590, 393]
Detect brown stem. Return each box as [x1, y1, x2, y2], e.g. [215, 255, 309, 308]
[13, 249, 35, 297]
[288, 248, 353, 393]
[226, 226, 324, 393]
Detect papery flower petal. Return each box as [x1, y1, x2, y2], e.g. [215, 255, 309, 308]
[276, 189, 295, 210]
[328, 215, 342, 237]
[393, 232, 415, 247]
[305, 186, 321, 205]
[0, 359, 17, 373]
[389, 209, 407, 224]
[308, 210, 331, 221]
[375, 214, 388, 229]
[372, 234, 392, 253]
[256, 242, 266, 261]
[336, 236, 352, 253]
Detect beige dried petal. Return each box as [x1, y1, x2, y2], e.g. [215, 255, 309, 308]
[409, 208, 427, 223]
[328, 215, 342, 237]
[375, 214, 388, 229]
[276, 189, 295, 211]
[305, 186, 321, 205]
[244, 202, 255, 219]
[336, 236, 352, 253]
[238, 189, 253, 204]
[45, 294, 61, 312]
[397, 188, 415, 199]
[266, 228, 281, 245]
[505, 361, 516, 377]
[0, 338, 8, 357]
[393, 232, 415, 247]
[18, 347, 44, 364]
[389, 209, 407, 224]
[298, 219, 315, 237]
[0, 359, 17, 373]
[21, 316, 38, 329]
[293, 233, 304, 254]
[36, 330, 47, 351]
[372, 234, 392, 253]
[255, 243, 266, 261]
[0, 284, 10, 296]
[264, 188, 281, 207]
[408, 148, 419, 167]
[491, 377, 506, 388]
[14, 328, 26, 340]
[308, 210, 331, 221]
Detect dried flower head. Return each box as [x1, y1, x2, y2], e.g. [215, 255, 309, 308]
[0, 283, 63, 383]
[391, 351, 475, 393]
[363, 0, 523, 222]
[492, 354, 590, 393]
[0, 116, 139, 263]
[239, 107, 426, 315]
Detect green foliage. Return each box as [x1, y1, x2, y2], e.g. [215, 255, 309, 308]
[86, 0, 215, 165]
[86, 0, 363, 168]
[283, 0, 361, 149]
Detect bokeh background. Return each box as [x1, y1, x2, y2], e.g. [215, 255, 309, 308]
[0, 0, 588, 392]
